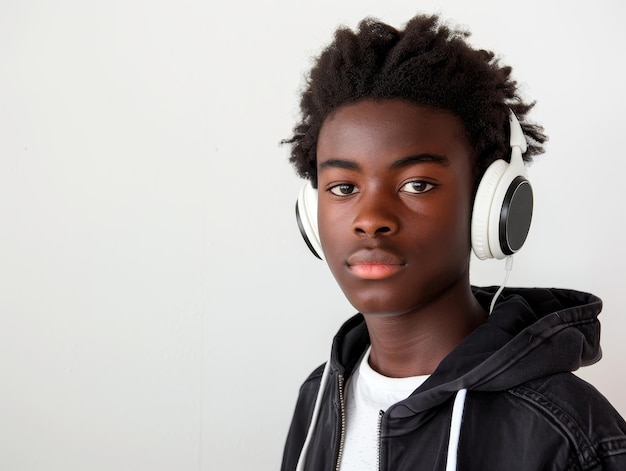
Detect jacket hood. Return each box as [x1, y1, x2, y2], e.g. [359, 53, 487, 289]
[329, 287, 603, 418]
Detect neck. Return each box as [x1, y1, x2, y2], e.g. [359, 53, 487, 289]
[364, 278, 486, 378]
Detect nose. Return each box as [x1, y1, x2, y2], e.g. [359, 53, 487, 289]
[352, 191, 399, 237]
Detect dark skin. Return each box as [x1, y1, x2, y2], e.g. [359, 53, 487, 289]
[316, 99, 487, 378]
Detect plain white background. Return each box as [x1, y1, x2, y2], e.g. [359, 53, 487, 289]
[1, 0, 624, 469]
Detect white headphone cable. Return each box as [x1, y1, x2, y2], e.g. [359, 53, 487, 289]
[489, 255, 514, 314]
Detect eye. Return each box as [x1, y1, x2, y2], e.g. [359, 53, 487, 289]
[329, 183, 359, 196]
[401, 180, 435, 194]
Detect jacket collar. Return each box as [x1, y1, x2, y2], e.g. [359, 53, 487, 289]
[327, 287, 602, 417]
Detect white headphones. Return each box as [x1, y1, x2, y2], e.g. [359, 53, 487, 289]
[295, 182, 325, 259]
[295, 111, 532, 261]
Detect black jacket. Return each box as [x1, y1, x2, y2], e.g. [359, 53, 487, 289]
[281, 287, 626, 470]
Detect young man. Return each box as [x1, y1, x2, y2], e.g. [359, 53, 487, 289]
[281, 14, 626, 470]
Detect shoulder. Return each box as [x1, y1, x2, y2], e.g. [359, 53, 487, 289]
[292, 362, 326, 407]
[291, 362, 329, 422]
[511, 372, 624, 431]
[510, 372, 626, 468]
[300, 363, 326, 389]
[462, 374, 626, 469]
[280, 363, 327, 471]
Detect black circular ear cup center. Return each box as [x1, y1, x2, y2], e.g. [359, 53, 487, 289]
[499, 177, 533, 254]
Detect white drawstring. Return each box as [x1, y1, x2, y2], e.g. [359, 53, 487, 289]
[296, 364, 468, 471]
[445, 388, 468, 471]
[295, 360, 331, 471]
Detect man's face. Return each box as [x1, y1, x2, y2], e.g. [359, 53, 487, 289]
[316, 99, 475, 317]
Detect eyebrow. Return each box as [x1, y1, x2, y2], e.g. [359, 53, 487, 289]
[318, 153, 450, 172]
[318, 158, 360, 172]
[391, 153, 450, 169]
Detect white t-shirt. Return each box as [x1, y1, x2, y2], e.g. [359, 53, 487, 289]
[339, 347, 430, 471]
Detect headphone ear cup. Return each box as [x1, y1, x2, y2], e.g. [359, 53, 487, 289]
[493, 175, 533, 258]
[473, 111, 533, 260]
[295, 182, 324, 260]
[471, 159, 508, 260]
[472, 157, 534, 260]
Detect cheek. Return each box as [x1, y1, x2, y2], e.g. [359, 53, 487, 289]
[448, 190, 474, 259]
[448, 192, 473, 238]
[443, 172, 474, 230]
[318, 204, 348, 260]
[422, 188, 473, 254]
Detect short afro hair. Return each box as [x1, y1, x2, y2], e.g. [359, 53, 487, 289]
[284, 14, 547, 188]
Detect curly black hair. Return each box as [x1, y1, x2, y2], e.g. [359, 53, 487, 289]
[284, 14, 547, 188]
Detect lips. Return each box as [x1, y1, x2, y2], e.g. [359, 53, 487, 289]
[346, 249, 406, 280]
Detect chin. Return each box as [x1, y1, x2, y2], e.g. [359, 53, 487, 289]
[341, 272, 467, 317]
[344, 289, 422, 318]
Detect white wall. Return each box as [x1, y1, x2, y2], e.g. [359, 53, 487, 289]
[1, 0, 624, 469]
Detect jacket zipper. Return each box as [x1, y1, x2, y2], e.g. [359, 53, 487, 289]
[335, 374, 346, 471]
[377, 410, 384, 471]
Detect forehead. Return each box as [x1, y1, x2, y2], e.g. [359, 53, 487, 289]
[317, 99, 472, 168]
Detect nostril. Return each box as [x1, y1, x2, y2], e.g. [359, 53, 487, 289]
[354, 225, 392, 236]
